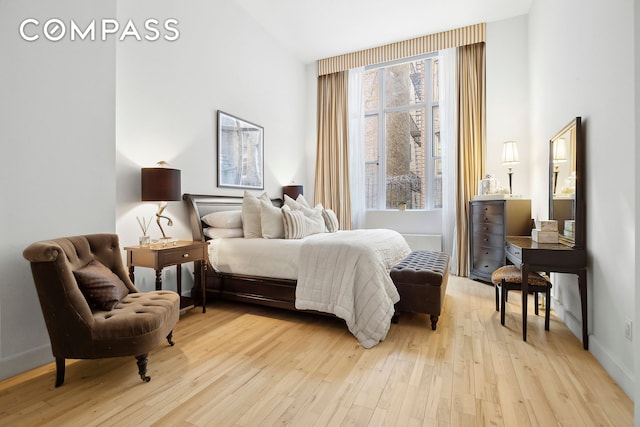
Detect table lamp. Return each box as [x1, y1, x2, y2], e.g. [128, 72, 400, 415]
[141, 161, 181, 241]
[501, 141, 520, 195]
[552, 138, 567, 194]
[283, 184, 303, 200]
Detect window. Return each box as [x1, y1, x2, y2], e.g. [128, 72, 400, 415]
[363, 54, 441, 210]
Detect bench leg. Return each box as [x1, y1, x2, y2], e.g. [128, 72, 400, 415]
[430, 315, 438, 330]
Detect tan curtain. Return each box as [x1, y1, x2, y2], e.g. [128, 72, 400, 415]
[314, 71, 352, 229]
[455, 43, 486, 276]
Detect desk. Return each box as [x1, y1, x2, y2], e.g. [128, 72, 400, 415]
[125, 240, 208, 313]
[505, 236, 588, 349]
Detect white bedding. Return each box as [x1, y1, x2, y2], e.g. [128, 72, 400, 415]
[295, 229, 411, 348]
[207, 229, 411, 348]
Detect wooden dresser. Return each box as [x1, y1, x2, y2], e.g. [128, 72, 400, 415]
[469, 199, 531, 282]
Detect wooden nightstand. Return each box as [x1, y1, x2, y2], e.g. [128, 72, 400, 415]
[124, 240, 208, 313]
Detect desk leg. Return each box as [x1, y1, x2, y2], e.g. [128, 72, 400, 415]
[128, 266, 135, 283]
[521, 263, 529, 342]
[579, 269, 588, 350]
[155, 269, 162, 291]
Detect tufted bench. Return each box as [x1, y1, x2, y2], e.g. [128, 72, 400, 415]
[390, 250, 450, 330]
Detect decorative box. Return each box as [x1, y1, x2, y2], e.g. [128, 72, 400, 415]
[532, 229, 559, 243]
[535, 220, 558, 232]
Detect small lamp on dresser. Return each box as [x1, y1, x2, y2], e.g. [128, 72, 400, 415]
[141, 161, 181, 242]
[501, 141, 520, 195]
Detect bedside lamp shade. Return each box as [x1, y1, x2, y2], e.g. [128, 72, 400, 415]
[283, 184, 303, 200]
[141, 165, 181, 240]
[141, 167, 181, 202]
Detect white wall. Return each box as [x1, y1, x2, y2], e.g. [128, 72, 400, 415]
[486, 16, 531, 201]
[635, 0, 640, 419]
[115, 0, 308, 293]
[0, 0, 117, 379]
[528, 0, 635, 397]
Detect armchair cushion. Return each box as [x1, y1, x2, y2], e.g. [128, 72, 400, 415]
[73, 259, 129, 310]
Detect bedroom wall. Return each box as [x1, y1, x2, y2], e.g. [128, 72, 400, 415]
[115, 1, 308, 292]
[0, 0, 117, 379]
[528, 0, 635, 397]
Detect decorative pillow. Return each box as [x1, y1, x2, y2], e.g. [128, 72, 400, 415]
[201, 210, 242, 228]
[282, 205, 307, 239]
[284, 194, 310, 210]
[203, 227, 244, 239]
[322, 208, 339, 232]
[260, 200, 285, 239]
[300, 205, 327, 234]
[242, 191, 270, 238]
[73, 259, 129, 310]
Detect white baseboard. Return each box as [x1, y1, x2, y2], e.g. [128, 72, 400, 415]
[551, 297, 634, 400]
[0, 344, 53, 382]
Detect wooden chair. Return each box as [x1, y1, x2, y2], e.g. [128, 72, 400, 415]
[23, 234, 180, 387]
[491, 265, 552, 332]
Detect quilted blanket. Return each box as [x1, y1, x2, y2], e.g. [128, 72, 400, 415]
[295, 229, 411, 348]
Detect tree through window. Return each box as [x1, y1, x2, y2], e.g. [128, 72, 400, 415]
[363, 54, 441, 210]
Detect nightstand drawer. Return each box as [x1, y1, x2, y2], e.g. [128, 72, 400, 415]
[157, 246, 205, 266]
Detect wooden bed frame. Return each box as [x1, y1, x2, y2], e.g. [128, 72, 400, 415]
[183, 193, 300, 311]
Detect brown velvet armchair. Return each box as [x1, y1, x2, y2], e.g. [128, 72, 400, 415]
[23, 233, 180, 387]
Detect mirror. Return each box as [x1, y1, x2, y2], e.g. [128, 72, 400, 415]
[549, 117, 585, 248]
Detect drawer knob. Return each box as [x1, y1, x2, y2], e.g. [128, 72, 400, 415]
[182, 253, 189, 258]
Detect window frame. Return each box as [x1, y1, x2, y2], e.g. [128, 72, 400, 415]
[364, 52, 441, 211]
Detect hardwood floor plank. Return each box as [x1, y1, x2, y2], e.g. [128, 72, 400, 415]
[0, 276, 632, 427]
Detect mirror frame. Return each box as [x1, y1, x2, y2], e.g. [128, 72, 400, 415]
[549, 116, 585, 248]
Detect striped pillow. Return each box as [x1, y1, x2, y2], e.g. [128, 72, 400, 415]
[282, 206, 307, 239]
[322, 208, 339, 232]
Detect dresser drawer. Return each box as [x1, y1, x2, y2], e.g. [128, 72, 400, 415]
[473, 232, 505, 248]
[473, 246, 504, 263]
[157, 246, 205, 266]
[472, 258, 504, 277]
[471, 222, 504, 235]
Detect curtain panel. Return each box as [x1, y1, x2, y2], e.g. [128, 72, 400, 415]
[454, 42, 486, 276]
[314, 71, 352, 229]
[318, 23, 485, 76]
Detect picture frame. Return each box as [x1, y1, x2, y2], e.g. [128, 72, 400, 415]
[217, 110, 264, 190]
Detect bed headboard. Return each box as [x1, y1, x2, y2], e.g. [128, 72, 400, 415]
[182, 193, 283, 242]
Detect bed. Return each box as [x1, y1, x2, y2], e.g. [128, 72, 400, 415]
[183, 193, 412, 348]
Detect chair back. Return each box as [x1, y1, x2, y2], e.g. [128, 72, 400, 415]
[23, 234, 136, 357]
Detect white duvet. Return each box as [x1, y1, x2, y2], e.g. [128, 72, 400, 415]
[208, 229, 411, 348]
[295, 229, 411, 348]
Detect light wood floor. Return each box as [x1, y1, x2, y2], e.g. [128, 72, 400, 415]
[0, 276, 632, 426]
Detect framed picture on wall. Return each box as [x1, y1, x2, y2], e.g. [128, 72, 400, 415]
[217, 110, 264, 190]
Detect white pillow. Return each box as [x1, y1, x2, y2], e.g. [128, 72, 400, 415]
[201, 210, 242, 228]
[260, 200, 284, 239]
[322, 208, 339, 232]
[283, 194, 310, 210]
[242, 191, 270, 239]
[300, 205, 326, 234]
[203, 227, 244, 239]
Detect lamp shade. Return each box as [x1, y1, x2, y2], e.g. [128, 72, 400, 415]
[141, 167, 181, 201]
[501, 141, 520, 165]
[553, 138, 568, 163]
[283, 185, 303, 200]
